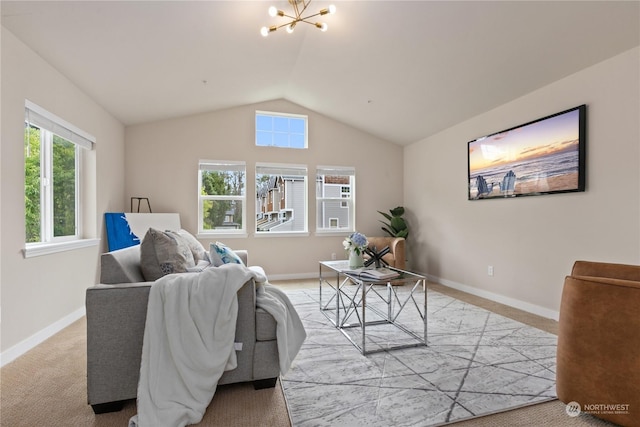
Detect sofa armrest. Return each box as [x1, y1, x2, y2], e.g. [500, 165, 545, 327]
[556, 273, 640, 425]
[86, 283, 152, 405]
[388, 238, 406, 270]
[100, 245, 145, 284]
[367, 237, 406, 270]
[571, 260, 640, 282]
[235, 250, 248, 266]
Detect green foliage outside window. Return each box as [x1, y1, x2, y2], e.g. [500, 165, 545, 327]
[24, 125, 41, 243]
[24, 125, 77, 242]
[52, 136, 76, 237]
[201, 170, 244, 230]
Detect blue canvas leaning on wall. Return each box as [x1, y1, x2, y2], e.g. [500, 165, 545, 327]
[104, 213, 140, 251]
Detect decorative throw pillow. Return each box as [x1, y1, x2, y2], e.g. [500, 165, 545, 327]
[140, 228, 196, 281]
[177, 229, 210, 264]
[210, 241, 244, 267]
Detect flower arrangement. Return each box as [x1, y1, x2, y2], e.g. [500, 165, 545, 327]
[343, 232, 368, 255]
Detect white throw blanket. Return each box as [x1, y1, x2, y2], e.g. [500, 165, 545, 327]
[250, 266, 307, 375]
[129, 264, 306, 427]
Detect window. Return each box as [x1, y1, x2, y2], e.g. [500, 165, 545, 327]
[24, 101, 95, 246]
[316, 166, 356, 233]
[256, 163, 308, 234]
[255, 111, 307, 149]
[198, 160, 246, 236]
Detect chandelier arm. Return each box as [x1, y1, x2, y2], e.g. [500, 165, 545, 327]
[273, 21, 297, 31]
[279, 12, 299, 20]
[290, 1, 301, 19]
[299, 19, 323, 27]
[298, 11, 323, 22]
[297, 1, 312, 18]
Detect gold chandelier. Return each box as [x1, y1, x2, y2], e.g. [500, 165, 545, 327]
[260, 0, 336, 37]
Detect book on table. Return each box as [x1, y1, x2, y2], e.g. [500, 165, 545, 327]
[342, 267, 400, 280]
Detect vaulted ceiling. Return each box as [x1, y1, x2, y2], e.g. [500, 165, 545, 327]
[2, 1, 638, 145]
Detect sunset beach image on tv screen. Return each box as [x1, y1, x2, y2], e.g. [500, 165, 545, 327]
[468, 105, 585, 200]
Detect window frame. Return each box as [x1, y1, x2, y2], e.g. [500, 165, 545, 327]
[315, 166, 356, 235]
[197, 160, 247, 238]
[255, 110, 308, 149]
[24, 100, 96, 255]
[255, 163, 308, 236]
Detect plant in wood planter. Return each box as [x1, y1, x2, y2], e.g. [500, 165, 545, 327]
[378, 206, 409, 239]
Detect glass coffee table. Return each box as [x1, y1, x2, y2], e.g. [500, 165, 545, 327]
[319, 260, 427, 355]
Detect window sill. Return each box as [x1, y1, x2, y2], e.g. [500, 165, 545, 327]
[197, 232, 248, 240]
[254, 231, 310, 238]
[23, 238, 101, 258]
[315, 230, 354, 237]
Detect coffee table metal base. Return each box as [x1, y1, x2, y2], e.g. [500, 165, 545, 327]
[319, 261, 427, 355]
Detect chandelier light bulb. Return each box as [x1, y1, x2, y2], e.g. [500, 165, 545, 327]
[328, 4, 336, 14]
[286, 22, 296, 34]
[268, 6, 278, 17]
[260, 26, 270, 37]
[316, 22, 328, 32]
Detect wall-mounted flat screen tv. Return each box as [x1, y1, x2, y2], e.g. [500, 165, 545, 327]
[468, 105, 586, 200]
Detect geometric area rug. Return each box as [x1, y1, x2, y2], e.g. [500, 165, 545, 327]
[281, 287, 557, 426]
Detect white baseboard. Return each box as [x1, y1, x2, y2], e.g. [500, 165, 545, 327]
[0, 306, 86, 367]
[426, 274, 559, 321]
[269, 272, 318, 282]
[267, 271, 559, 321]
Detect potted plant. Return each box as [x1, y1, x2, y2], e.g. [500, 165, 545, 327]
[378, 206, 408, 239]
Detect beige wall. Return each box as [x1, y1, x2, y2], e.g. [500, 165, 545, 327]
[0, 28, 126, 355]
[2, 23, 637, 359]
[124, 99, 405, 278]
[405, 47, 640, 319]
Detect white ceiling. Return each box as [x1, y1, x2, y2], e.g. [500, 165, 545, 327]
[2, 1, 639, 146]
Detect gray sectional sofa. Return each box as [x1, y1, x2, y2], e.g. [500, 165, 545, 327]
[85, 244, 280, 414]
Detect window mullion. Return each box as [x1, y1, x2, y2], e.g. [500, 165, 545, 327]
[42, 130, 53, 242]
[74, 145, 80, 237]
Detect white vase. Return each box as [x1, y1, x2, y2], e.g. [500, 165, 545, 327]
[349, 250, 364, 269]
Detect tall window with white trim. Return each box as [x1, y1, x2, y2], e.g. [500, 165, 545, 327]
[24, 101, 95, 244]
[256, 163, 308, 234]
[316, 166, 356, 232]
[198, 161, 246, 235]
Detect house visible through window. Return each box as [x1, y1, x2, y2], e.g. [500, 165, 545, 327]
[198, 160, 246, 235]
[256, 163, 308, 234]
[316, 166, 356, 232]
[24, 101, 95, 245]
[255, 111, 307, 149]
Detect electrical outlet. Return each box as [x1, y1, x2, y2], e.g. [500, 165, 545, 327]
[331, 252, 337, 260]
[488, 265, 494, 276]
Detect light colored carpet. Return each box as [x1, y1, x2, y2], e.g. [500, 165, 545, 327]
[0, 279, 615, 426]
[0, 318, 289, 427]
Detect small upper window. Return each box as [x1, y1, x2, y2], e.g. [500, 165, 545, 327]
[255, 111, 307, 149]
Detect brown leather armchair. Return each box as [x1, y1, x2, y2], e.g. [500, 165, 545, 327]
[556, 260, 640, 427]
[365, 237, 406, 270]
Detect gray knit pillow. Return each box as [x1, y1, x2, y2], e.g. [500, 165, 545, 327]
[140, 228, 196, 281]
[177, 229, 210, 264]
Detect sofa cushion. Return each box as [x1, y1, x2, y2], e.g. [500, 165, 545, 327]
[177, 229, 210, 264]
[210, 241, 245, 267]
[140, 228, 196, 281]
